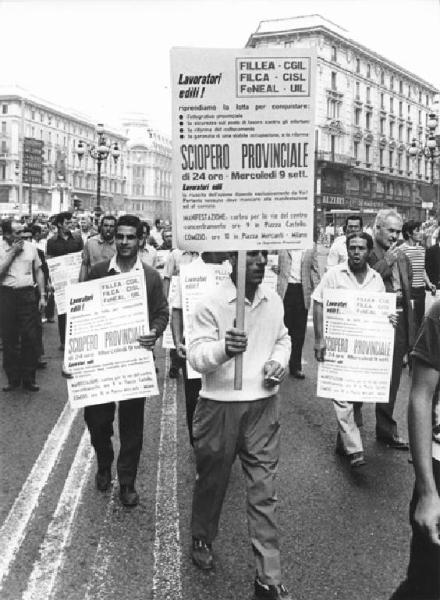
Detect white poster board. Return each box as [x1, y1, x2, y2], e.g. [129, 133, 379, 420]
[47, 251, 82, 315]
[162, 275, 179, 349]
[171, 47, 316, 251]
[180, 260, 230, 379]
[155, 249, 171, 277]
[317, 289, 395, 403]
[65, 271, 158, 408]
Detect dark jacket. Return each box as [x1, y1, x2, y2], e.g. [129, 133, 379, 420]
[46, 232, 83, 258]
[87, 260, 169, 336]
[368, 243, 415, 347]
[426, 244, 440, 288]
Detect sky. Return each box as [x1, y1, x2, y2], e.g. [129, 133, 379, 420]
[1, 0, 439, 135]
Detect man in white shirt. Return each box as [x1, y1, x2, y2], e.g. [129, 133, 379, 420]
[187, 250, 292, 600]
[0, 220, 46, 391]
[84, 215, 168, 507]
[326, 215, 363, 269]
[313, 232, 395, 467]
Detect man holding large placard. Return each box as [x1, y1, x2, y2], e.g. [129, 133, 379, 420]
[84, 215, 168, 507]
[47, 211, 83, 350]
[187, 250, 291, 600]
[313, 232, 396, 467]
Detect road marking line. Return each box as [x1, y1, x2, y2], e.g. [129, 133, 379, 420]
[22, 429, 93, 600]
[152, 352, 182, 600]
[83, 482, 118, 600]
[0, 402, 78, 589]
[84, 393, 158, 599]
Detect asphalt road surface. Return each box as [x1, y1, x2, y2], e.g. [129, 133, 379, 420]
[0, 313, 415, 600]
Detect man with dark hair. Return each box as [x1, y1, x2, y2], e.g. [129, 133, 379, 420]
[313, 232, 392, 466]
[327, 214, 363, 268]
[139, 220, 158, 267]
[389, 302, 440, 599]
[78, 214, 116, 282]
[368, 209, 413, 449]
[187, 250, 292, 600]
[0, 220, 46, 391]
[84, 214, 168, 507]
[149, 217, 164, 248]
[400, 220, 435, 332]
[47, 211, 83, 350]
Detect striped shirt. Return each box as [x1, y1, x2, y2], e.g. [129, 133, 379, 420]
[400, 242, 425, 288]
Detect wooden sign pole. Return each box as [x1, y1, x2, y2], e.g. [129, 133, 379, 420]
[234, 250, 246, 390]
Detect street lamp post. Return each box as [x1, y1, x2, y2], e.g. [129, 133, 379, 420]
[409, 112, 440, 217]
[75, 123, 121, 224]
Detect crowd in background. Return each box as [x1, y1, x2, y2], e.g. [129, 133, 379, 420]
[0, 209, 439, 600]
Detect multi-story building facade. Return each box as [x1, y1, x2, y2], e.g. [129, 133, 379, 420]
[122, 115, 172, 222]
[246, 15, 440, 226]
[0, 86, 128, 216]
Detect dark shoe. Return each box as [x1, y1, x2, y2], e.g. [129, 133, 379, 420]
[335, 432, 346, 456]
[191, 538, 214, 570]
[168, 366, 179, 378]
[37, 360, 48, 369]
[95, 468, 111, 491]
[290, 369, 305, 379]
[254, 577, 293, 600]
[61, 368, 73, 379]
[349, 451, 366, 468]
[377, 435, 409, 450]
[119, 484, 139, 507]
[47, 318, 55, 323]
[3, 381, 20, 392]
[23, 381, 39, 392]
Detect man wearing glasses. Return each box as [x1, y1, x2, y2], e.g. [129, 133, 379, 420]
[0, 220, 46, 391]
[84, 215, 168, 507]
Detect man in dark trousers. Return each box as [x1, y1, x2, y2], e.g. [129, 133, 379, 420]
[46, 211, 83, 350]
[368, 209, 414, 450]
[84, 214, 168, 507]
[389, 301, 440, 599]
[0, 220, 46, 391]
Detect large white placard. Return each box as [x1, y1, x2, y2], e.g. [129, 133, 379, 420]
[162, 275, 179, 349]
[65, 271, 158, 408]
[317, 289, 395, 403]
[171, 47, 316, 251]
[47, 252, 82, 315]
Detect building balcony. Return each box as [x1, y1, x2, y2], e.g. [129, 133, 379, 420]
[326, 89, 344, 101]
[317, 150, 355, 167]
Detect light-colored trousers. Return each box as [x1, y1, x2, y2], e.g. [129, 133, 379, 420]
[333, 400, 363, 454]
[191, 395, 281, 586]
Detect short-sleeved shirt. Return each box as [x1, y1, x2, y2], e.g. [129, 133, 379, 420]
[400, 242, 426, 288]
[312, 262, 385, 303]
[0, 239, 41, 288]
[139, 245, 158, 268]
[82, 235, 116, 269]
[326, 235, 348, 268]
[163, 249, 199, 279]
[46, 232, 83, 257]
[410, 300, 440, 459]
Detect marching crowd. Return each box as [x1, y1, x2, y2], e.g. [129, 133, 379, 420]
[0, 209, 439, 600]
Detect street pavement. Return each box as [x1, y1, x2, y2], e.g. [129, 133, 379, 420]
[0, 302, 415, 600]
